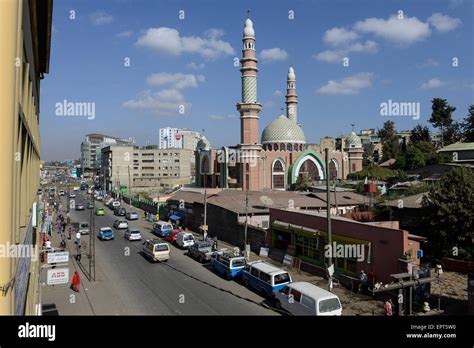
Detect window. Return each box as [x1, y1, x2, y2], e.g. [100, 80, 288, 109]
[287, 144, 292, 151]
[250, 267, 259, 278]
[301, 295, 315, 309]
[259, 272, 271, 284]
[268, 144, 272, 151]
[352, 163, 356, 172]
[290, 288, 302, 302]
[319, 298, 341, 313]
[274, 272, 290, 285]
[231, 258, 246, 268]
[280, 286, 290, 296]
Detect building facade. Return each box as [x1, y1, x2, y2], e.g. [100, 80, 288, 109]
[195, 17, 363, 190]
[159, 127, 180, 149]
[0, 0, 52, 315]
[80, 133, 134, 172]
[101, 146, 192, 191]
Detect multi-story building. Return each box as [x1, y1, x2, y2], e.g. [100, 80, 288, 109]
[0, 0, 52, 315]
[159, 127, 181, 149]
[358, 128, 382, 164]
[80, 133, 134, 172]
[101, 146, 192, 191]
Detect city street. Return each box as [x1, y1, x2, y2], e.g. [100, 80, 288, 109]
[55, 191, 278, 315]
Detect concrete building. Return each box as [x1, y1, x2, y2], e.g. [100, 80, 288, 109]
[159, 127, 180, 149]
[80, 133, 134, 172]
[0, 0, 52, 315]
[437, 142, 474, 165]
[101, 146, 192, 192]
[195, 17, 363, 190]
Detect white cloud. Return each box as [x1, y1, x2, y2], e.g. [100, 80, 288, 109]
[354, 15, 431, 44]
[316, 72, 374, 95]
[417, 58, 439, 68]
[204, 28, 225, 39]
[421, 78, 445, 89]
[116, 30, 133, 38]
[146, 72, 205, 90]
[90, 11, 114, 26]
[123, 89, 190, 116]
[260, 48, 289, 63]
[208, 114, 236, 120]
[323, 27, 359, 46]
[273, 90, 283, 97]
[314, 40, 378, 63]
[186, 62, 205, 70]
[427, 13, 462, 32]
[135, 27, 234, 59]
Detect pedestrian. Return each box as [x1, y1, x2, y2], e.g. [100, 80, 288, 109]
[68, 227, 72, 240]
[71, 271, 80, 292]
[384, 299, 394, 316]
[76, 245, 82, 263]
[359, 270, 368, 294]
[203, 230, 208, 241]
[75, 232, 81, 245]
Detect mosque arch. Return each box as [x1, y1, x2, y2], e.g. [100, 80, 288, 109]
[271, 158, 286, 190]
[289, 149, 326, 185]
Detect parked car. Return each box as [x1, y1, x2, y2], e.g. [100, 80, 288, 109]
[210, 251, 246, 280]
[111, 201, 121, 208]
[114, 207, 126, 216]
[96, 195, 103, 201]
[75, 204, 85, 211]
[187, 241, 213, 263]
[69, 193, 76, 198]
[275, 282, 342, 316]
[241, 260, 292, 297]
[98, 227, 114, 241]
[142, 239, 170, 262]
[124, 228, 142, 241]
[87, 201, 94, 209]
[113, 220, 128, 229]
[153, 221, 173, 238]
[77, 222, 90, 235]
[95, 207, 105, 216]
[165, 229, 181, 244]
[175, 232, 195, 249]
[126, 211, 139, 220]
[58, 190, 65, 196]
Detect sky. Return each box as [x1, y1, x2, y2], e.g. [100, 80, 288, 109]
[40, 0, 474, 161]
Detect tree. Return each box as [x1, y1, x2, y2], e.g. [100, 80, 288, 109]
[460, 104, 474, 142]
[422, 166, 474, 260]
[295, 173, 312, 191]
[404, 146, 426, 170]
[410, 125, 431, 144]
[378, 120, 400, 162]
[428, 98, 458, 147]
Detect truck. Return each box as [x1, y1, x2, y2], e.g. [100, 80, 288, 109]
[187, 241, 213, 263]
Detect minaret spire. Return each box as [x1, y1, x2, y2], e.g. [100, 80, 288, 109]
[285, 66, 298, 123]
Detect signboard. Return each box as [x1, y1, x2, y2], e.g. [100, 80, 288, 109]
[47, 251, 69, 264]
[259, 247, 269, 257]
[47, 268, 69, 285]
[283, 254, 294, 265]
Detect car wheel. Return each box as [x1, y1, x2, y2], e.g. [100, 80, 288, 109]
[243, 278, 250, 287]
[225, 272, 231, 280]
[275, 300, 282, 310]
[199, 256, 204, 263]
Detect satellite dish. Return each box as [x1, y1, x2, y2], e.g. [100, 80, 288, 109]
[260, 195, 274, 207]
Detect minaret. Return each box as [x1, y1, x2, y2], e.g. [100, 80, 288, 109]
[237, 16, 262, 150]
[285, 66, 298, 123]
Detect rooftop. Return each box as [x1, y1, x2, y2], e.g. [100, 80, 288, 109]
[381, 192, 429, 209]
[437, 142, 474, 152]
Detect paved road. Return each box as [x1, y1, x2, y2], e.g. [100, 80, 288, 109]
[62, 191, 278, 315]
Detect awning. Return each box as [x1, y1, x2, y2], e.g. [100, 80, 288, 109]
[169, 214, 182, 221]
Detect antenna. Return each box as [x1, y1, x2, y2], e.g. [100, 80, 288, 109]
[247, 9, 251, 18]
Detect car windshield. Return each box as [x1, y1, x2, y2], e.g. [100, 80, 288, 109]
[102, 229, 112, 234]
[273, 272, 290, 285]
[154, 244, 169, 252]
[184, 235, 194, 241]
[130, 230, 140, 234]
[163, 224, 172, 230]
[80, 223, 89, 228]
[199, 243, 211, 249]
[319, 298, 341, 313]
[231, 258, 246, 268]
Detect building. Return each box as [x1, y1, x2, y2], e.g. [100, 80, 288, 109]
[195, 17, 363, 191]
[268, 208, 423, 283]
[159, 127, 181, 149]
[101, 146, 192, 192]
[358, 128, 382, 163]
[0, 0, 52, 315]
[437, 142, 474, 165]
[80, 133, 135, 172]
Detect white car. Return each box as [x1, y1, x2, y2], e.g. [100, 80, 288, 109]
[58, 190, 65, 196]
[124, 228, 142, 241]
[113, 220, 128, 229]
[69, 193, 76, 198]
[175, 232, 195, 249]
[111, 201, 121, 208]
[142, 239, 170, 262]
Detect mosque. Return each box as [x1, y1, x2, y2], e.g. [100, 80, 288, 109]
[196, 17, 363, 190]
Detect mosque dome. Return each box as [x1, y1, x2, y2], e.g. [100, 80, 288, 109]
[243, 18, 255, 37]
[261, 115, 306, 144]
[346, 131, 362, 148]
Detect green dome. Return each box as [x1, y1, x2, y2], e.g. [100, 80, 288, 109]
[261, 115, 306, 144]
[346, 131, 362, 148]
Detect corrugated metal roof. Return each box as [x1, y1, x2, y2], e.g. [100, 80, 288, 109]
[437, 142, 474, 152]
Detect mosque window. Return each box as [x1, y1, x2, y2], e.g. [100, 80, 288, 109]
[287, 144, 292, 151]
[274, 143, 278, 151]
[201, 156, 210, 174]
[280, 143, 285, 151]
[272, 160, 285, 189]
[352, 163, 356, 172]
[268, 144, 272, 151]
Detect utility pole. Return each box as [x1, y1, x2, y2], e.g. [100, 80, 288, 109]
[128, 165, 132, 208]
[203, 189, 207, 240]
[88, 188, 96, 281]
[333, 178, 338, 215]
[325, 148, 333, 292]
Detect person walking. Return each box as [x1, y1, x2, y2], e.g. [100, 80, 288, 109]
[71, 271, 80, 292]
[384, 299, 394, 316]
[75, 232, 81, 245]
[359, 270, 368, 294]
[76, 245, 82, 263]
